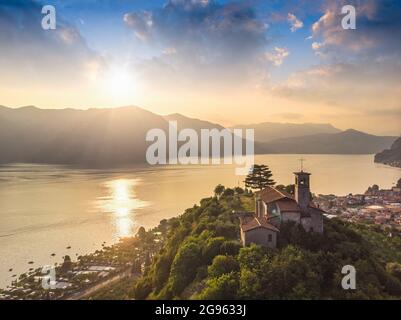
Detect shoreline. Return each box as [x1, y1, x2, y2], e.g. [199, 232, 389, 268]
[0, 227, 166, 300]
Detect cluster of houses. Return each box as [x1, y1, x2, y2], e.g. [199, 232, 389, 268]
[315, 184, 401, 230]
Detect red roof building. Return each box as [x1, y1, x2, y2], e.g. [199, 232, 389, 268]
[240, 171, 325, 248]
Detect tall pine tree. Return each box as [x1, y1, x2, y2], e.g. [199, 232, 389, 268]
[244, 164, 275, 190]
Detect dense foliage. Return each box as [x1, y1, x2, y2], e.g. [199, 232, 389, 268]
[123, 187, 401, 300]
[244, 164, 275, 190]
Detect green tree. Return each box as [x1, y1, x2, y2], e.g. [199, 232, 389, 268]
[168, 240, 202, 295]
[244, 164, 275, 190]
[234, 187, 244, 194]
[222, 188, 235, 197]
[61, 255, 72, 273]
[195, 272, 239, 300]
[220, 241, 241, 256]
[208, 255, 239, 278]
[137, 226, 146, 239]
[202, 237, 225, 263]
[214, 184, 225, 198]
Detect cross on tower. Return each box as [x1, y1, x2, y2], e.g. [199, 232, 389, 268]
[298, 158, 306, 172]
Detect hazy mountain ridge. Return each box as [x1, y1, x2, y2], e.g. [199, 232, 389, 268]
[164, 113, 225, 131]
[232, 122, 341, 143]
[375, 136, 401, 166]
[0, 106, 397, 165]
[0, 105, 169, 165]
[260, 129, 397, 154]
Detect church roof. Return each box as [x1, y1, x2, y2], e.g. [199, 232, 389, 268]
[259, 186, 294, 204]
[240, 216, 280, 233]
[275, 199, 301, 212]
[294, 171, 311, 175]
[258, 186, 326, 215]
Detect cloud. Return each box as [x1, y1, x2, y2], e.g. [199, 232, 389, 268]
[266, 0, 401, 133]
[287, 13, 303, 32]
[123, 0, 270, 88]
[311, 42, 322, 50]
[0, 0, 104, 87]
[311, 0, 401, 57]
[123, 11, 153, 41]
[265, 47, 289, 66]
[272, 61, 401, 113]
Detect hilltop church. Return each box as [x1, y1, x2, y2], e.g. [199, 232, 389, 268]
[240, 170, 325, 248]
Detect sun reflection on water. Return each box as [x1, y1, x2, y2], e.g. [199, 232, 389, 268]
[96, 179, 149, 238]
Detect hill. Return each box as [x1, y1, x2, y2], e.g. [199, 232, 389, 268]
[232, 122, 341, 143]
[164, 113, 225, 131]
[96, 187, 401, 300]
[259, 129, 397, 154]
[0, 105, 169, 165]
[375, 136, 401, 167]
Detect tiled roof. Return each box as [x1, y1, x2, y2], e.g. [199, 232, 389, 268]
[276, 199, 300, 212]
[259, 186, 326, 216]
[240, 216, 280, 233]
[259, 186, 294, 204]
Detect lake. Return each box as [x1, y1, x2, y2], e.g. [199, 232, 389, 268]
[0, 154, 400, 288]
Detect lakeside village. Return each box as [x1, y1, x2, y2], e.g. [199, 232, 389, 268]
[0, 227, 167, 300]
[314, 180, 401, 232]
[1, 168, 400, 300]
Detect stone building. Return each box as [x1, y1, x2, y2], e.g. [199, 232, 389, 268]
[240, 170, 325, 248]
[239, 216, 279, 248]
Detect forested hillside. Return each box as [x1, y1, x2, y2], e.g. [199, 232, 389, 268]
[92, 188, 401, 300]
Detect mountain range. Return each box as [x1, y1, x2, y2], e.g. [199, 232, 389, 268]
[260, 129, 396, 154]
[231, 122, 341, 143]
[0, 105, 397, 165]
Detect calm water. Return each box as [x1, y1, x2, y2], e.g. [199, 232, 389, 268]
[0, 154, 400, 288]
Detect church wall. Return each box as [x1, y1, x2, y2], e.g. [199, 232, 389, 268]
[301, 217, 312, 232]
[281, 211, 301, 224]
[242, 228, 277, 248]
[309, 210, 324, 234]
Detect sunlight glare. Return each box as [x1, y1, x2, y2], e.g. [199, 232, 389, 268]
[95, 179, 149, 238]
[104, 67, 137, 103]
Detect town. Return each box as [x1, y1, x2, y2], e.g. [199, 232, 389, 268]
[315, 179, 401, 232]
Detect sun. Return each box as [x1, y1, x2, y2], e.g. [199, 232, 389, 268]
[104, 67, 137, 103]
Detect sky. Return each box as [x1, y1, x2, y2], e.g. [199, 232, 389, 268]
[0, 0, 400, 135]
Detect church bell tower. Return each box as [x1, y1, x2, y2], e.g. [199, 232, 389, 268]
[294, 171, 311, 210]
